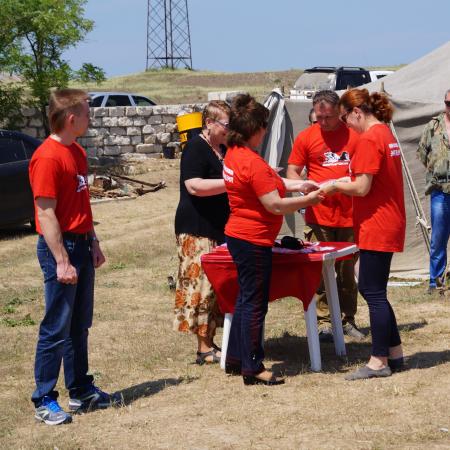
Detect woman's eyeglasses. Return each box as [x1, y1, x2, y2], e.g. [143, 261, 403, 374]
[340, 109, 353, 124]
[214, 119, 229, 130]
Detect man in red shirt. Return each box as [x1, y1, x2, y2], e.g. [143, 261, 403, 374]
[287, 90, 365, 342]
[29, 89, 119, 425]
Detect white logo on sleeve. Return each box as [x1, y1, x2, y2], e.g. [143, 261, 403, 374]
[76, 174, 88, 192]
[389, 142, 401, 157]
[223, 164, 234, 183]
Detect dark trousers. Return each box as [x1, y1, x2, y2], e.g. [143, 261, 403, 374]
[225, 236, 272, 376]
[358, 250, 401, 357]
[32, 235, 95, 406]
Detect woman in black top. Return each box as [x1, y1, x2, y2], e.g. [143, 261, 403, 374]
[174, 101, 231, 364]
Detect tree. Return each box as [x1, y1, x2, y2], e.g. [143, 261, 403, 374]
[0, 0, 106, 134]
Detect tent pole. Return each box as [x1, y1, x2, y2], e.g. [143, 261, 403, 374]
[389, 121, 431, 254]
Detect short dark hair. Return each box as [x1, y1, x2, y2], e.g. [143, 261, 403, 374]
[227, 94, 269, 147]
[312, 90, 340, 107]
[48, 88, 89, 133]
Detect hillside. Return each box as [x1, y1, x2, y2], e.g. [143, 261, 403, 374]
[72, 69, 303, 104]
[72, 66, 402, 105]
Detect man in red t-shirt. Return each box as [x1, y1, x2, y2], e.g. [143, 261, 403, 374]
[29, 89, 118, 426]
[287, 90, 365, 342]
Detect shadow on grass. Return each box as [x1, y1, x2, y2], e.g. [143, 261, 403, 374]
[406, 350, 450, 370]
[265, 320, 433, 377]
[0, 224, 35, 241]
[114, 377, 197, 406]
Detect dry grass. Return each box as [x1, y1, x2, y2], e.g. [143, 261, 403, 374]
[1, 159, 449, 450]
[71, 66, 404, 105]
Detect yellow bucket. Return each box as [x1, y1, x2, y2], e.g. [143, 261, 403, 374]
[176, 112, 202, 150]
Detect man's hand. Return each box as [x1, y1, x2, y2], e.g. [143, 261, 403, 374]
[56, 260, 78, 284]
[305, 189, 325, 205]
[91, 241, 106, 268]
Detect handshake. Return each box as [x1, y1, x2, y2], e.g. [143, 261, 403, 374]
[291, 177, 351, 196]
[318, 176, 351, 195]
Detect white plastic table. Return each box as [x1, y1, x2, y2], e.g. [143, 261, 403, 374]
[202, 242, 359, 372]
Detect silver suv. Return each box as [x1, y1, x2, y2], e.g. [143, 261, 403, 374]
[89, 92, 156, 107]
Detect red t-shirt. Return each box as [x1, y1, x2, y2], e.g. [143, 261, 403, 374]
[288, 122, 359, 227]
[350, 124, 405, 252]
[224, 145, 286, 246]
[29, 137, 93, 235]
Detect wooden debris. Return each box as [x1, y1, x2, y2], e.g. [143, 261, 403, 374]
[89, 173, 165, 199]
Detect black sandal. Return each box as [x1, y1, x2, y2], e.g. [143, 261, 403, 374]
[195, 349, 220, 365]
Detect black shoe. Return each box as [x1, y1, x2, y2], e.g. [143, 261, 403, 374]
[243, 373, 285, 386]
[318, 326, 334, 343]
[225, 362, 241, 376]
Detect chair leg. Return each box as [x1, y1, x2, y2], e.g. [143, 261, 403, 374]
[220, 313, 233, 370]
[322, 259, 346, 356]
[304, 298, 322, 372]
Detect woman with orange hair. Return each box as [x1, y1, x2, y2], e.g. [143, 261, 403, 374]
[327, 88, 406, 380]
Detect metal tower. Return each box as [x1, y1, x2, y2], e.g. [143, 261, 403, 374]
[146, 0, 193, 70]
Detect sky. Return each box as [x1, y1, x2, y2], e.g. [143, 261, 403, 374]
[65, 0, 450, 78]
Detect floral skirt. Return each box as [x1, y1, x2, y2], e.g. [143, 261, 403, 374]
[173, 234, 224, 337]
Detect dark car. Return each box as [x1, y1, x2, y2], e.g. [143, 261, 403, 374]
[291, 67, 372, 99]
[0, 130, 41, 228]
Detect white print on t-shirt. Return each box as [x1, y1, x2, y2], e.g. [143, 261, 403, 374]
[76, 174, 88, 192]
[389, 142, 401, 157]
[223, 164, 234, 183]
[322, 151, 350, 167]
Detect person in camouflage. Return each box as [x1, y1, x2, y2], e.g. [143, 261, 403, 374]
[417, 89, 450, 294]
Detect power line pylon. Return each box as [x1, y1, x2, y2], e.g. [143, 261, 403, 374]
[146, 0, 193, 70]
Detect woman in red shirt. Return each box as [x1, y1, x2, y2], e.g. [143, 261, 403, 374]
[223, 94, 324, 386]
[329, 89, 406, 380]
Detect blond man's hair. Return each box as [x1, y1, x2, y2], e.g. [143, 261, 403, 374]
[48, 88, 89, 133]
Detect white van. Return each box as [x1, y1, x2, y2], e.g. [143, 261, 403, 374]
[369, 70, 394, 82]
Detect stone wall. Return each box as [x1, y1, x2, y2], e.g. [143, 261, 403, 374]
[18, 103, 205, 163]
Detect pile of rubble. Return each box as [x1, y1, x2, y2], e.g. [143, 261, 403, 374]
[88, 173, 166, 199]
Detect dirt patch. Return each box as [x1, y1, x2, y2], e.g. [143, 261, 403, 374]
[1, 159, 449, 449]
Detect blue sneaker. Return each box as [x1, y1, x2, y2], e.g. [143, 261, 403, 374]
[35, 396, 72, 425]
[68, 386, 121, 413]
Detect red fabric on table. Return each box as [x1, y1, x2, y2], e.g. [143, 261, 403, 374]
[201, 246, 323, 314]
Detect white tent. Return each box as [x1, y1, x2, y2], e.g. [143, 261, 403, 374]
[263, 41, 450, 278]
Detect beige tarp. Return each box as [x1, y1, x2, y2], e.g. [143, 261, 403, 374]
[263, 40, 450, 278]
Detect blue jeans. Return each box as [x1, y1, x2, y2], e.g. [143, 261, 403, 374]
[358, 250, 401, 357]
[225, 236, 272, 376]
[32, 235, 95, 407]
[430, 190, 450, 287]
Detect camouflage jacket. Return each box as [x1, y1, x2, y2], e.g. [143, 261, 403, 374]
[417, 113, 450, 195]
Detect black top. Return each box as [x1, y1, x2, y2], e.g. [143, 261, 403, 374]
[174, 134, 230, 243]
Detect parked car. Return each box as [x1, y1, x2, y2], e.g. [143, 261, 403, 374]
[0, 130, 41, 229]
[88, 92, 156, 107]
[290, 66, 373, 100]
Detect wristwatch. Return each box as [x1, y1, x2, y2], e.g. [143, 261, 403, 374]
[90, 236, 100, 244]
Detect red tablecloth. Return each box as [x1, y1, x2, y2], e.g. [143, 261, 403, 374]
[201, 242, 354, 314]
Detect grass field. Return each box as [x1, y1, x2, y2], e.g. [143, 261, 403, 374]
[1, 159, 449, 449]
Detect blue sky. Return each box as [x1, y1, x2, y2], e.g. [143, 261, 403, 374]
[65, 0, 450, 77]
